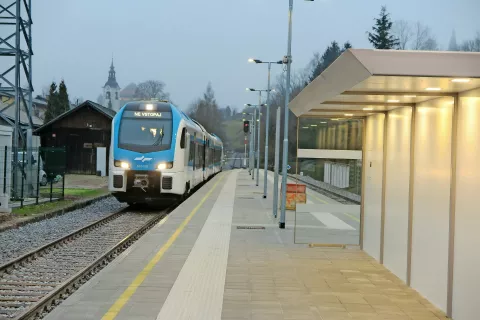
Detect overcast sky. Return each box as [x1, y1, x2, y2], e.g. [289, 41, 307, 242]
[32, 0, 479, 110]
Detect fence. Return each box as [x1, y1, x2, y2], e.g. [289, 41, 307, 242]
[0, 146, 67, 208]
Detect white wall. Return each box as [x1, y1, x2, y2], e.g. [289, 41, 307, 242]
[363, 113, 385, 260]
[453, 88, 480, 320]
[383, 107, 412, 282]
[411, 98, 453, 312]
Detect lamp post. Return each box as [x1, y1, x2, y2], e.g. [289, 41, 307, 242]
[279, 0, 315, 229]
[248, 59, 283, 199]
[246, 89, 273, 187]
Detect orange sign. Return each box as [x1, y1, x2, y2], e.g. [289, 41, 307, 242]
[284, 183, 307, 210]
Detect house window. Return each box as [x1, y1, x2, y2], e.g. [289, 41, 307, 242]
[106, 91, 110, 99]
[115, 92, 118, 100]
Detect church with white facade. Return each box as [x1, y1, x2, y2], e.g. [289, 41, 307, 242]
[102, 59, 121, 112]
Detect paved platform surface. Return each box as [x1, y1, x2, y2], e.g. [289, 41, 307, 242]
[45, 169, 449, 320]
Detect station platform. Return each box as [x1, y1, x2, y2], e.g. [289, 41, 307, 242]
[45, 169, 448, 320]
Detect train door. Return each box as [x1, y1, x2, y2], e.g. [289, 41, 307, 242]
[202, 136, 206, 181]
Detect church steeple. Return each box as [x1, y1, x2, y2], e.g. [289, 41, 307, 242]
[104, 58, 120, 89]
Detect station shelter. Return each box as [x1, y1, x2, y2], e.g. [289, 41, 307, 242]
[288, 48, 480, 320]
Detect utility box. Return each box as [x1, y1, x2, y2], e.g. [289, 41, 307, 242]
[0, 125, 12, 213]
[96, 147, 106, 177]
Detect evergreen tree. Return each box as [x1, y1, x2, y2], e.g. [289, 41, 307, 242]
[448, 30, 458, 51]
[57, 80, 70, 113]
[43, 82, 58, 123]
[225, 106, 232, 119]
[367, 6, 399, 49]
[187, 82, 226, 142]
[309, 41, 352, 82]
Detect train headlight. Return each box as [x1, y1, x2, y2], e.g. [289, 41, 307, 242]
[114, 160, 130, 169]
[157, 162, 173, 170]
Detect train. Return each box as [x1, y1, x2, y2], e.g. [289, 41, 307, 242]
[108, 100, 223, 205]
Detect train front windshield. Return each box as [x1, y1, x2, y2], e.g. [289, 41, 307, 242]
[118, 110, 173, 153]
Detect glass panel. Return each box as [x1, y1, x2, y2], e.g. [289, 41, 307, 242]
[294, 116, 362, 246]
[298, 117, 363, 150]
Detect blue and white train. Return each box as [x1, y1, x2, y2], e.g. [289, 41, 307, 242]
[108, 100, 223, 205]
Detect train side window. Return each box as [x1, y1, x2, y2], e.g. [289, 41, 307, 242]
[180, 128, 186, 149]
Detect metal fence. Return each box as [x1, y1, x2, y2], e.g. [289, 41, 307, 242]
[0, 146, 67, 208]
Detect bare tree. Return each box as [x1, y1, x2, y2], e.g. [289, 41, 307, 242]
[393, 20, 413, 50]
[460, 32, 480, 52]
[97, 94, 104, 106]
[412, 22, 438, 50]
[134, 80, 169, 100]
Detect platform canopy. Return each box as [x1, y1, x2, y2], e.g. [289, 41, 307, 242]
[289, 49, 480, 117]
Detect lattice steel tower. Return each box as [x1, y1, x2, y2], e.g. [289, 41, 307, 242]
[0, 0, 33, 198]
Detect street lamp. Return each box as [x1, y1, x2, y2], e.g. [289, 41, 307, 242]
[246, 89, 274, 187]
[279, 0, 315, 229]
[248, 58, 284, 200]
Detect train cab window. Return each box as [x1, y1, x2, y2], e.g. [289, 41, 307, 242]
[118, 110, 173, 152]
[180, 128, 186, 149]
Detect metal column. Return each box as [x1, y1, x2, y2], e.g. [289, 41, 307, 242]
[280, 0, 294, 229]
[273, 107, 281, 218]
[263, 63, 271, 198]
[0, 0, 34, 199]
[252, 110, 256, 180]
[256, 95, 261, 187]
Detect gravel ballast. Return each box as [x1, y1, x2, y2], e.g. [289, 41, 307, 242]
[0, 197, 128, 265]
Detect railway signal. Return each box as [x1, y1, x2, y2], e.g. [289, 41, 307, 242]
[243, 120, 250, 133]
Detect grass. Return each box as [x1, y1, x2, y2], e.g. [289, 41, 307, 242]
[12, 199, 75, 216]
[11, 188, 109, 216]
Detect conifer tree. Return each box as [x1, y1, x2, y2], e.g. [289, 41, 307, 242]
[367, 6, 399, 49]
[57, 80, 70, 113]
[43, 82, 58, 123]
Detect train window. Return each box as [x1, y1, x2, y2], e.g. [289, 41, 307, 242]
[118, 111, 173, 152]
[180, 128, 186, 149]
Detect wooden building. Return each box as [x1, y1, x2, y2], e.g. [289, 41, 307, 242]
[34, 100, 116, 175]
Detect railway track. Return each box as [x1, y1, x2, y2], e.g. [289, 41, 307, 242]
[0, 206, 173, 320]
[287, 174, 359, 205]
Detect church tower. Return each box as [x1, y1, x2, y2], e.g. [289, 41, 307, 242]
[103, 58, 121, 112]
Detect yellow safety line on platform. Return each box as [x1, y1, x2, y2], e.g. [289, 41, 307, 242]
[102, 173, 226, 320]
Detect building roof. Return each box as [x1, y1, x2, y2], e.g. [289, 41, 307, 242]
[0, 97, 44, 127]
[34, 100, 116, 134]
[289, 49, 480, 117]
[120, 82, 137, 99]
[103, 59, 120, 89]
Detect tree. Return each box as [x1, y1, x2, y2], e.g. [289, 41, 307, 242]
[309, 41, 352, 82]
[187, 82, 225, 142]
[460, 32, 480, 52]
[43, 82, 59, 123]
[57, 80, 70, 112]
[367, 6, 399, 49]
[412, 22, 438, 50]
[71, 97, 84, 107]
[97, 94, 104, 106]
[225, 106, 232, 119]
[393, 20, 413, 50]
[134, 80, 169, 100]
[448, 30, 458, 51]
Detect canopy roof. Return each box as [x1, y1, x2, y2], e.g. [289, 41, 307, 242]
[289, 49, 480, 117]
